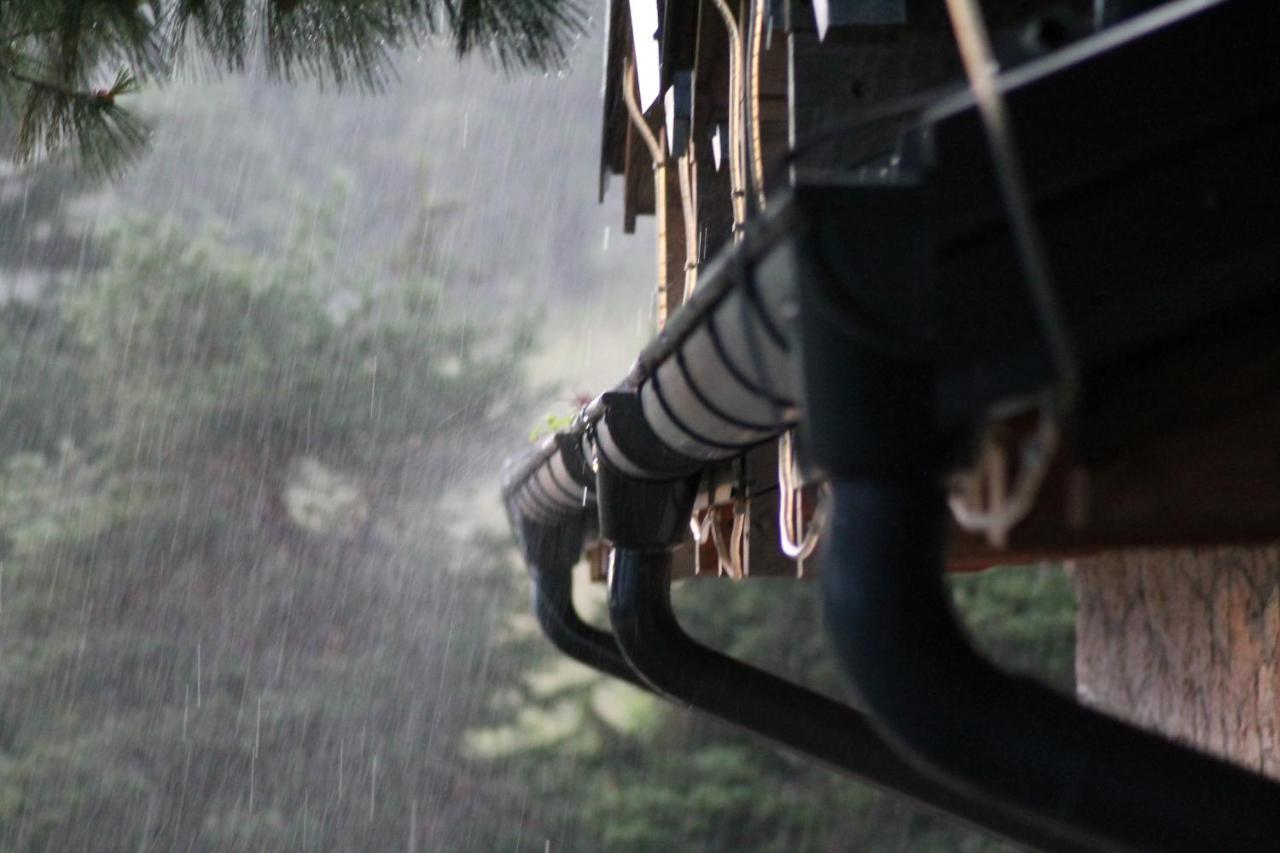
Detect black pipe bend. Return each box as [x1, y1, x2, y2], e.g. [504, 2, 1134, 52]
[607, 547, 1090, 853]
[532, 563, 649, 692]
[822, 479, 1280, 853]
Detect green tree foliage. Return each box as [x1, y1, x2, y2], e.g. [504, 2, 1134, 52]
[0, 0, 584, 175]
[0, 205, 544, 849]
[950, 562, 1077, 694]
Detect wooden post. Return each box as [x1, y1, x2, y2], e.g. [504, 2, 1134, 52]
[1075, 547, 1280, 778]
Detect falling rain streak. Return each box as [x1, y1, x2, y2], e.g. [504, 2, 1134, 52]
[0, 19, 654, 848]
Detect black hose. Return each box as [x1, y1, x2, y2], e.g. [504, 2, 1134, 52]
[822, 479, 1280, 853]
[607, 547, 1091, 852]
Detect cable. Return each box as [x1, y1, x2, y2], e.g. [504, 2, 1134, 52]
[948, 417, 1058, 548]
[691, 505, 748, 579]
[677, 153, 699, 300]
[709, 0, 747, 240]
[622, 55, 677, 322]
[748, 0, 769, 211]
[621, 56, 665, 165]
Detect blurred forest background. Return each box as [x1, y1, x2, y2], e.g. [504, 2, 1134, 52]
[0, 17, 1076, 852]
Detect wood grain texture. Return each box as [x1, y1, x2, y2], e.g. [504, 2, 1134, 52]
[1075, 548, 1280, 778]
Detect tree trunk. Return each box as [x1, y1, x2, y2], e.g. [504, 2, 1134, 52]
[1074, 548, 1280, 778]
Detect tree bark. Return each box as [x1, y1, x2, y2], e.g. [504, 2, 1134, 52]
[1074, 548, 1280, 778]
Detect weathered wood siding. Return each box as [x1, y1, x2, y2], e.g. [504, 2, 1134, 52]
[1075, 548, 1280, 779]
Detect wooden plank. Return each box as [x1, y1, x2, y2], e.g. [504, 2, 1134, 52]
[951, 303, 1280, 562]
[622, 110, 657, 234]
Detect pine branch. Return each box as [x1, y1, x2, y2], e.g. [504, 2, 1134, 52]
[1, 62, 149, 178]
[2, 0, 587, 176]
[447, 0, 584, 71]
[165, 0, 584, 85]
[0, 29, 59, 42]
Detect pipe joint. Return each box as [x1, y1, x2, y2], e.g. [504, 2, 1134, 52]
[595, 390, 704, 480]
[595, 459, 700, 550]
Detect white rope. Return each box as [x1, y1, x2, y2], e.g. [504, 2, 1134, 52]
[690, 501, 749, 579]
[777, 430, 824, 572]
[948, 415, 1058, 548]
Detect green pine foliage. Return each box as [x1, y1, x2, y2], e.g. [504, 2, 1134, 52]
[0, 0, 584, 175]
[0, 202, 543, 849]
[950, 562, 1077, 694]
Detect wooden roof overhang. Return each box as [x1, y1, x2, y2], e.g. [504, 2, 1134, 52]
[515, 0, 1280, 577]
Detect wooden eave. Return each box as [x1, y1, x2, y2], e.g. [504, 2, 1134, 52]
[621, 99, 659, 233]
[599, 0, 633, 203]
[600, 0, 659, 232]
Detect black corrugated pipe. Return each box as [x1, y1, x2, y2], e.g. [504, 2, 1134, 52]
[596, 460, 1091, 852]
[821, 479, 1280, 852]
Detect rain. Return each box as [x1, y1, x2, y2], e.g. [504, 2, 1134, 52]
[0, 3, 1081, 850]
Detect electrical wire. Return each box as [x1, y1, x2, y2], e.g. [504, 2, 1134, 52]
[622, 55, 676, 322]
[948, 418, 1059, 548]
[709, 0, 747, 240]
[677, 152, 700, 300]
[691, 504, 749, 579]
[621, 55, 665, 165]
[748, 0, 769, 211]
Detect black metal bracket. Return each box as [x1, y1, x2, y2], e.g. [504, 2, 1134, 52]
[594, 452, 702, 550]
[596, 391, 703, 481]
